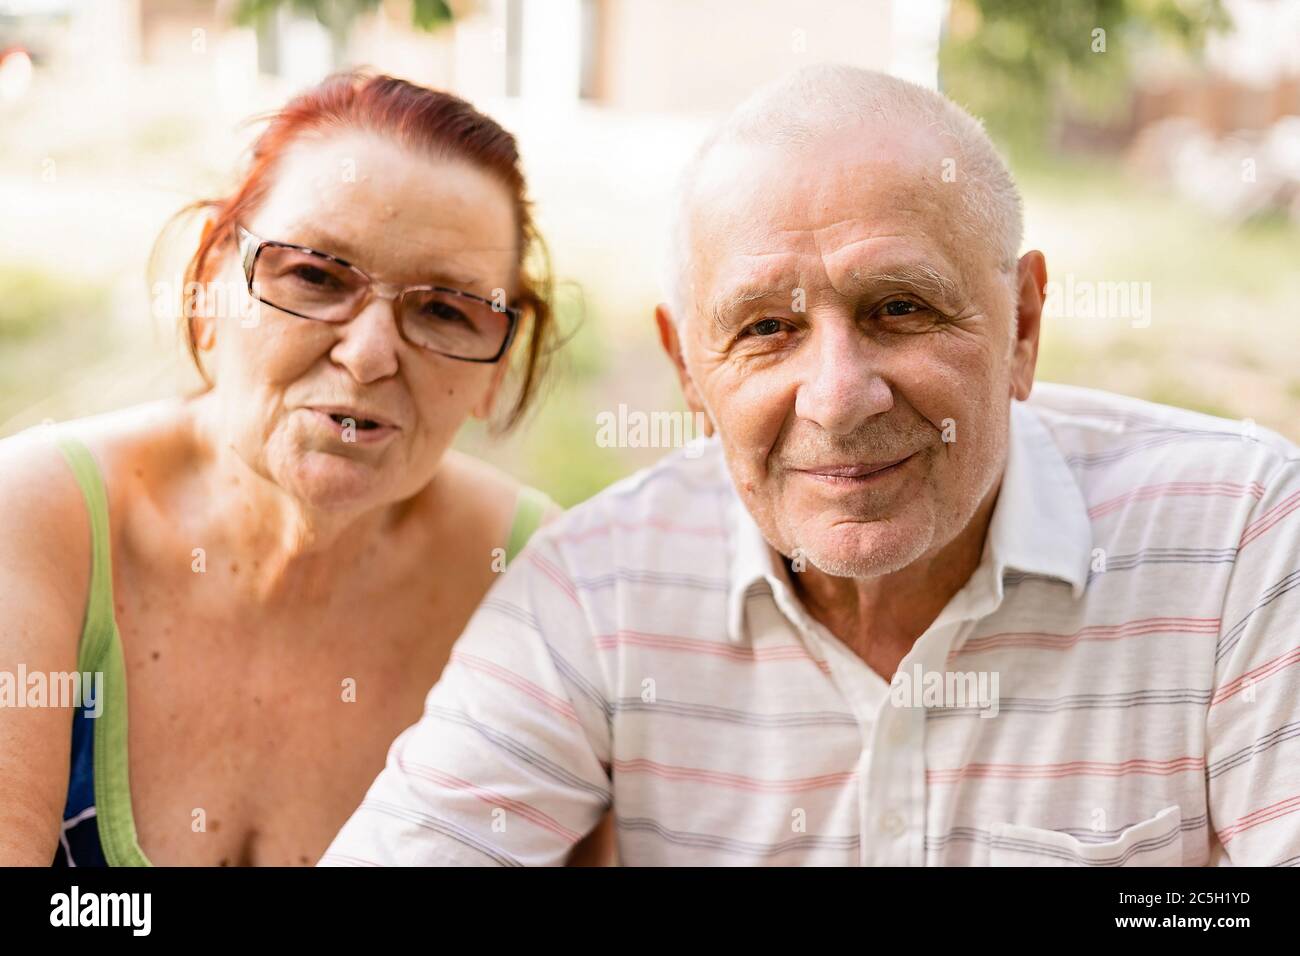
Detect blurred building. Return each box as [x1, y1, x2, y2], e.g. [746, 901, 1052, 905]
[1052, 0, 1300, 224]
[34, 0, 945, 110]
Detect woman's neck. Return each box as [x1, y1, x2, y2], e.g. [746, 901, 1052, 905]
[184, 395, 431, 607]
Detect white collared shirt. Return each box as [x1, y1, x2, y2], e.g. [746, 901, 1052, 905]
[323, 383, 1300, 866]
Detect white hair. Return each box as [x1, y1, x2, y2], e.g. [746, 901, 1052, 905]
[661, 64, 1024, 326]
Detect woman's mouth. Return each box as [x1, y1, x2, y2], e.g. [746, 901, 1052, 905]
[330, 412, 381, 430]
[307, 407, 399, 445]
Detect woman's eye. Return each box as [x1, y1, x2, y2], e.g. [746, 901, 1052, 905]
[746, 318, 785, 337]
[421, 300, 471, 325]
[291, 265, 337, 288]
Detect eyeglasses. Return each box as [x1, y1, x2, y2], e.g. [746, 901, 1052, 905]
[236, 224, 519, 363]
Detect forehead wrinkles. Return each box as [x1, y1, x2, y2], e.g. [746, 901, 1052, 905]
[810, 192, 978, 301]
[716, 245, 833, 310]
[698, 155, 962, 272]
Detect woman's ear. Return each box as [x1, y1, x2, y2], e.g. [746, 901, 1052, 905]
[193, 316, 216, 351]
[470, 328, 517, 421]
[189, 215, 221, 352]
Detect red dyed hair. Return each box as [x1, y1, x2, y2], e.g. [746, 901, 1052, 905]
[156, 71, 555, 431]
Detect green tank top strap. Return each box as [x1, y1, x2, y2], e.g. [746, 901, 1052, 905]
[55, 437, 117, 674]
[505, 485, 556, 563]
[54, 435, 151, 867]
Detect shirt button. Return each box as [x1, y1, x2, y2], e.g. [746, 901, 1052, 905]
[880, 811, 905, 836]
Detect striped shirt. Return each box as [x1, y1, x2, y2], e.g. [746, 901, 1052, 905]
[322, 382, 1300, 866]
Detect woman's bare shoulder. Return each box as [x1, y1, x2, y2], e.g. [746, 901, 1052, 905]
[0, 427, 94, 678]
[0, 426, 91, 569]
[432, 449, 561, 540]
[42, 398, 196, 468]
[442, 448, 526, 497]
[0, 401, 195, 580]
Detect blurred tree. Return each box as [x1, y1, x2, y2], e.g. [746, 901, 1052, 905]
[234, 0, 457, 69]
[940, 0, 1231, 154]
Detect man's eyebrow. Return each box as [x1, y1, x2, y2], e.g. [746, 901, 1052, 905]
[850, 263, 964, 304]
[706, 264, 966, 334]
[709, 286, 789, 334]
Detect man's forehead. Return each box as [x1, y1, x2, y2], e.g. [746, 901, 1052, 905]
[712, 236, 950, 284]
[689, 129, 962, 259]
[689, 148, 968, 299]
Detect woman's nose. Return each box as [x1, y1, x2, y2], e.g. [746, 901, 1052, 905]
[328, 297, 401, 383]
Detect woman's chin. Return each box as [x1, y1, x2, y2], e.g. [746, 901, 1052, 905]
[284, 450, 394, 512]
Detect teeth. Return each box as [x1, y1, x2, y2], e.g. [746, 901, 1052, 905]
[325, 412, 383, 430]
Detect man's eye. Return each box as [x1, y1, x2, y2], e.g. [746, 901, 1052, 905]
[745, 318, 785, 337]
[880, 299, 921, 317]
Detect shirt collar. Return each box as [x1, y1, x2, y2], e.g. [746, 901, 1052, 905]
[724, 398, 1093, 643]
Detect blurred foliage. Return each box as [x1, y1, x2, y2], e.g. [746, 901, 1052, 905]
[233, 0, 456, 67]
[0, 267, 105, 343]
[1019, 151, 1300, 430]
[940, 0, 1231, 154]
[234, 0, 456, 32]
[0, 266, 111, 427]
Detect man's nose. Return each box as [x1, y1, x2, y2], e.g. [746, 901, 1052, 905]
[329, 297, 401, 384]
[793, 318, 894, 436]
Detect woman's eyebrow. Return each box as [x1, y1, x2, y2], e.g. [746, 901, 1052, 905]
[290, 228, 363, 264]
[290, 229, 483, 288]
[413, 266, 485, 290]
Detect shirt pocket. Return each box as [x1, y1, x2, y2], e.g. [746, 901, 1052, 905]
[987, 804, 1183, 866]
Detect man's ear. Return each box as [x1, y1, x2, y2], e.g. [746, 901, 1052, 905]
[1010, 250, 1047, 402]
[654, 303, 713, 436]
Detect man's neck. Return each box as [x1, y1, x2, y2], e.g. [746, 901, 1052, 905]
[787, 478, 1002, 681]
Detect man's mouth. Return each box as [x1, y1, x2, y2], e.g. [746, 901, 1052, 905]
[794, 453, 916, 484]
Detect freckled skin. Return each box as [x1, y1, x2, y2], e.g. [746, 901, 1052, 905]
[657, 120, 1047, 675]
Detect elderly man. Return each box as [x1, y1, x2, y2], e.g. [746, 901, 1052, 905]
[323, 66, 1300, 866]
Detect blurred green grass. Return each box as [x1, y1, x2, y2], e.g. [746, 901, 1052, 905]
[0, 266, 113, 428]
[1017, 153, 1300, 428]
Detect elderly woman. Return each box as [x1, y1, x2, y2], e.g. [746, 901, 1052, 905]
[0, 73, 610, 866]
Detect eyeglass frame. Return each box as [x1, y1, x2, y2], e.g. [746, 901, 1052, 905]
[235, 224, 521, 364]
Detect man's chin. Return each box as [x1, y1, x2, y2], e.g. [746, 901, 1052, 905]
[792, 517, 932, 579]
